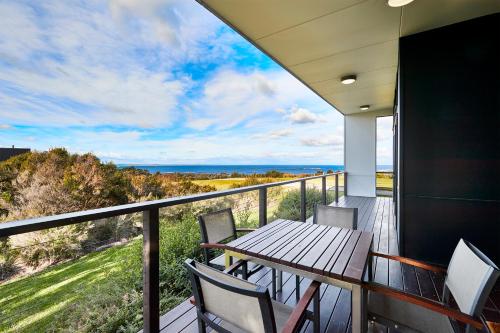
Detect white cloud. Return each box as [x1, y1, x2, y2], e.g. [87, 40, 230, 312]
[252, 128, 292, 140]
[0, 124, 11, 129]
[0, 1, 238, 128]
[377, 116, 393, 141]
[287, 106, 323, 124]
[187, 69, 325, 130]
[0, 1, 347, 165]
[301, 135, 343, 147]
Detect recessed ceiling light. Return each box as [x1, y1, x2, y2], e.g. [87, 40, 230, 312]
[360, 105, 370, 111]
[340, 75, 357, 85]
[387, 0, 415, 7]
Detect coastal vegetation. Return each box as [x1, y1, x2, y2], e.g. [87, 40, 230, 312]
[0, 149, 316, 332]
[0, 148, 390, 332]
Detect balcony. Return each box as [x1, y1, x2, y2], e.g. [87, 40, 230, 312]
[1, 173, 499, 332]
[152, 195, 500, 333]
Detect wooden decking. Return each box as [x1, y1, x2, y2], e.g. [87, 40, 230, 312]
[159, 196, 500, 333]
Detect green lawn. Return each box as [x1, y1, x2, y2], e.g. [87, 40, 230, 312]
[192, 177, 248, 190]
[192, 177, 294, 190]
[0, 242, 136, 333]
[376, 173, 394, 190]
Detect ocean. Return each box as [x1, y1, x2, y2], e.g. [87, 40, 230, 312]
[117, 164, 393, 175]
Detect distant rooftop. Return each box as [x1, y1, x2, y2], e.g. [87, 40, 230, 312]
[0, 146, 30, 162]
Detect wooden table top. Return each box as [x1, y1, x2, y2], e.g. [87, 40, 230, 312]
[226, 219, 374, 284]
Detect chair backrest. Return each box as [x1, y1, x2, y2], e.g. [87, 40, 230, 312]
[313, 204, 358, 229]
[444, 239, 500, 317]
[198, 208, 237, 244]
[185, 259, 276, 333]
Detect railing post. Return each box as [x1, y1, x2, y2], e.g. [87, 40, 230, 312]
[259, 187, 267, 227]
[321, 176, 327, 205]
[143, 207, 160, 333]
[300, 180, 306, 222]
[344, 172, 348, 196]
[335, 173, 339, 203]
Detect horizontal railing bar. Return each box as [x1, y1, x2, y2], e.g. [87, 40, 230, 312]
[0, 172, 345, 237]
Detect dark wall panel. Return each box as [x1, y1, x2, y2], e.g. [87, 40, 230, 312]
[404, 197, 500, 264]
[399, 14, 500, 264]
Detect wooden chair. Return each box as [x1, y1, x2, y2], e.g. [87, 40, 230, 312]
[185, 259, 321, 333]
[366, 239, 500, 333]
[198, 208, 264, 280]
[312, 204, 358, 229]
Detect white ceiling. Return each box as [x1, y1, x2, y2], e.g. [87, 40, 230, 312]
[198, 0, 500, 115]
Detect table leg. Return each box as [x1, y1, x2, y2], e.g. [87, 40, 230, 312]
[351, 284, 368, 333]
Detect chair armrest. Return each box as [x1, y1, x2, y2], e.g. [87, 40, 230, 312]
[200, 243, 227, 250]
[370, 251, 447, 273]
[282, 281, 321, 333]
[364, 282, 483, 329]
[236, 228, 256, 233]
[223, 259, 246, 275]
[486, 321, 500, 333]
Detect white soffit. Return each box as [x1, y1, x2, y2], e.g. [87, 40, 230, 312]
[198, 0, 500, 115]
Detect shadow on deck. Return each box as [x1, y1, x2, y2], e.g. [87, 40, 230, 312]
[159, 196, 500, 333]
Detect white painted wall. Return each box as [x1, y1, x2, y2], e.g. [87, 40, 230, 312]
[345, 109, 392, 197]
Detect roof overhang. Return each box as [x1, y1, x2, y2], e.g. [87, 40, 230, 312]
[196, 0, 500, 115]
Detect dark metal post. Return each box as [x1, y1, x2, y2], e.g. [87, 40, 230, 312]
[321, 176, 327, 205]
[344, 172, 348, 196]
[335, 174, 339, 203]
[143, 208, 160, 333]
[259, 187, 267, 227]
[300, 180, 306, 222]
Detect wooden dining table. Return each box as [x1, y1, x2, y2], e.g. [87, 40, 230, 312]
[224, 219, 374, 333]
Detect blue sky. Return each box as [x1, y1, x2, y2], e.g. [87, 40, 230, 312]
[0, 0, 393, 165]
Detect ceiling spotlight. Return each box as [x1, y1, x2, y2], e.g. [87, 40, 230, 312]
[387, 0, 415, 7]
[340, 75, 357, 85]
[360, 105, 370, 111]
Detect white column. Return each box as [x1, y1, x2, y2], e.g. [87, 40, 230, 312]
[345, 109, 391, 197]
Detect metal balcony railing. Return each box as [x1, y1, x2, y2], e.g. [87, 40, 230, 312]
[0, 172, 346, 333]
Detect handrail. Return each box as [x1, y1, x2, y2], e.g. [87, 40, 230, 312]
[0, 170, 346, 333]
[0, 172, 345, 237]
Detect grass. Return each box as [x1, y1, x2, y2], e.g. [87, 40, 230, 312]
[192, 177, 294, 190]
[193, 174, 391, 191]
[192, 177, 247, 190]
[376, 173, 394, 190]
[0, 241, 137, 333]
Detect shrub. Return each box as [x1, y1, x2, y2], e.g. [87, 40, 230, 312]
[264, 170, 284, 178]
[0, 237, 16, 279]
[273, 188, 334, 221]
[52, 212, 205, 333]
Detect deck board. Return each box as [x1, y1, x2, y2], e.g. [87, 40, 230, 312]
[160, 196, 500, 333]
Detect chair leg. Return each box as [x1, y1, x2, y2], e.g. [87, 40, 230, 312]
[295, 275, 300, 300]
[277, 269, 283, 292]
[242, 261, 248, 280]
[272, 269, 277, 300]
[313, 288, 320, 333]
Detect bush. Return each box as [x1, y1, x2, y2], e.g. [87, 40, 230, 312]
[264, 170, 284, 178]
[0, 237, 16, 279]
[51, 211, 206, 332]
[273, 188, 334, 221]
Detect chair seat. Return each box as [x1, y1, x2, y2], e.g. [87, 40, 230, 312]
[368, 291, 455, 333]
[209, 254, 261, 272]
[217, 300, 294, 332]
[209, 253, 227, 268]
